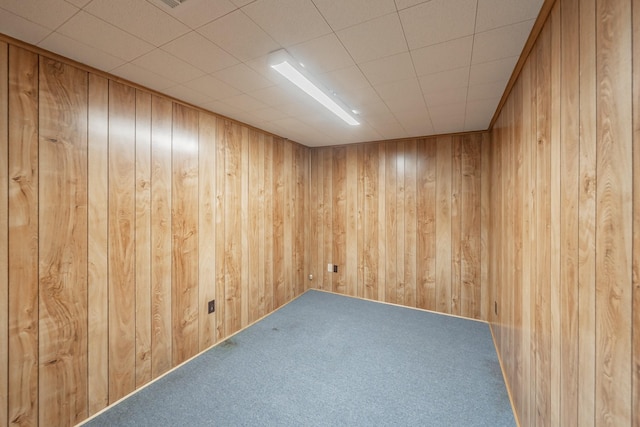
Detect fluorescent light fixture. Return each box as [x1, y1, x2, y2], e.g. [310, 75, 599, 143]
[269, 50, 359, 126]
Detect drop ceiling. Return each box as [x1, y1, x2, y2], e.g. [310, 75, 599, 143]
[0, 0, 543, 147]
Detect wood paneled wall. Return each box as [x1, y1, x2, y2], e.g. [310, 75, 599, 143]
[0, 43, 309, 427]
[307, 133, 489, 320]
[488, 0, 639, 425]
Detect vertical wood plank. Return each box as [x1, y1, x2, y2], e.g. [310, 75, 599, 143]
[332, 147, 346, 294]
[345, 145, 358, 297]
[435, 136, 452, 313]
[363, 144, 379, 301]
[150, 95, 172, 378]
[322, 148, 333, 291]
[38, 57, 88, 427]
[356, 145, 364, 299]
[480, 134, 490, 322]
[257, 134, 267, 314]
[559, 0, 580, 423]
[223, 120, 242, 336]
[240, 127, 249, 327]
[461, 135, 481, 319]
[595, 0, 633, 424]
[298, 144, 308, 297]
[108, 81, 136, 403]
[377, 143, 386, 302]
[248, 130, 261, 323]
[633, 0, 640, 423]
[385, 142, 397, 304]
[8, 45, 39, 427]
[171, 104, 199, 365]
[549, 6, 562, 425]
[450, 137, 461, 315]
[535, 22, 552, 426]
[87, 73, 109, 415]
[263, 136, 273, 314]
[272, 137, 284, 308]
[283, 141, 293, 302]
[0, 41, 7, 427]
[198, 112, 216, 349]
[309, 149, 319, 290]
[417, 138, 436, 311]
[577, 1, 599, 423]
[404, 140, 417, 308]
[134, 90, 151, 388]
[396, 142, 405, 305]
[214, 118, 226, 341]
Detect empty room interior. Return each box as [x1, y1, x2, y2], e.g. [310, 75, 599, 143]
[0, 0, 639, 425]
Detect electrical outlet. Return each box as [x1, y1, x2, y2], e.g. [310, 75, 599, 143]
[494, 301, 497, 316]
[327, 263, 333, 272]
[333, 265, 338, 273]
[208, 300, 215, 314]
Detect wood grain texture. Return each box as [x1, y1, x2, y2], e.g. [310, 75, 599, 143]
[171, 104, 199, 365]
[332, 147, 346, 295]
[87, 73, 109, 415]
[1, 41, 311, 426]
[416, 138, 436, 311]
[150, 95, 172, 378]
[559, 0, 580, 423]
[38, 57, 88, 427]
[198, 112, 216, 349]
[578, 0, 597, 424]
[384, 142, 397, 304]
[633, 0, 640, 424]
[450, 138, 461, 315]
[345, 145, 358, 297]
[108, 81, 136, 403]
[0, 41, 8, 427]
[272, 137, 284, 308]
[595, 0, 633, 424]
[248, 130, 261, 323]
[403, 140, 417, 307]
[214, 117, 226, 342]
[435, 137, 452, 314]
[395, 141, 405, 306]
[135, 90, 152, 388]
[8, 46, 39, 427]
[363, 144, 379, 301]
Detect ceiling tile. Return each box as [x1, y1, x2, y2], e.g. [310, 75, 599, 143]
[161, 31, 239, 74]
[337, 12, 407, 63]
[400, 0, 477, 50]
[376, 78, 426, 113]
[242, 0, 331, 46]
[320, 65, 371, 94]
[198, 10, 278, 62]
[429, 103, 466, 134]
[469, 56, 517, 85]
[424, 86, 468, 108]
[364, 114, 408, 140]
[464, 98, 500, 130]
[64, 0, 91, 7]
[335, 85, 383, 110]
[360, 52, 415, 86]
[201, 100, 246, 118]
[0, 0, 78, 29]
[0, 9, 52, 45]
[419, 66, 469, 95]
[476, 0, 543, 32]
[133, 49, 205, 84]
[288, 34, 354, 75]
[38, 32, 125, 71]
[472, 20, 534, 64]
[84, 0, 190, 46]
[213, 63, 275, 92]
[394, 0, 429, 11]
[220, 93, 269, 112]
[312, 0, 396, 31]
[184, 74, 241, 100]
[467, 80, 507, 101]
[411, 36, 473, 77]
[248, 85, 308, 108]
[250, 107, 290, 122]
[111, 62, 175, 91]
[153, 0, 238, 29]
[57, 11, 154, 61]
[162, 84, 212, 106]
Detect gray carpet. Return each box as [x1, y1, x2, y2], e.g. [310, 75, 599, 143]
[83, 290, 515, 426]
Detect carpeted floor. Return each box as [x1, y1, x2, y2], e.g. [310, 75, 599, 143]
[82, 290, 515, 426]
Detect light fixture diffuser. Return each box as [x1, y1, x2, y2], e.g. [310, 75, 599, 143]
[269, 50, 359, 126]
